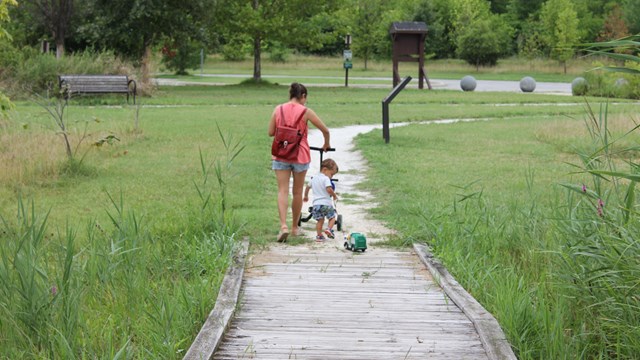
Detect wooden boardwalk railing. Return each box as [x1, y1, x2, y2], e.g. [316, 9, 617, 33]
[185, 241, 516, 360]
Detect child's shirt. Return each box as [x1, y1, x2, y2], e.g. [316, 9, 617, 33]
[310, 172, 333, 207]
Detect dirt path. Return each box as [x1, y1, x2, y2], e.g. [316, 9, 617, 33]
[297, 125, 394, 244]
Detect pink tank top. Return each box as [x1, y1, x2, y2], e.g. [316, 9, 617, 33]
[272, 102, 310, 164]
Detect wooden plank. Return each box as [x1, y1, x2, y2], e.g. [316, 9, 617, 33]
[210, 245, 493, 359]
[413, 244, 517, 360]
[183, 239, 249, 360]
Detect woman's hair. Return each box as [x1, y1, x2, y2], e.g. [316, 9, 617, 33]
[289, 82, 308, 100]
[321, 158, 338, 172]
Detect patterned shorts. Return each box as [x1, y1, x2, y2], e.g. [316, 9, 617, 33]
[311, 205, 336, 221]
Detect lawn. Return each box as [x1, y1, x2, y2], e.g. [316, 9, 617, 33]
[1, 80, 638, 358]
[155, 54, 602, 85]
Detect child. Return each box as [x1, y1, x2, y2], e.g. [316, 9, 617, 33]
[303, 159, 339, 241]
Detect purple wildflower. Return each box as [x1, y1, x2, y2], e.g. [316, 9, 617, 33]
[582, 184, 587, 193]
[51, 285, 57, 296]
[597, 199, 604, 217]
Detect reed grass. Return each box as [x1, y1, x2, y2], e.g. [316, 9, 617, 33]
[0, 128, 242, 358]
[356, 101, 640, 358]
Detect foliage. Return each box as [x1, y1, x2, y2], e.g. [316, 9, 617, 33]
[540, 0, 581, 72]
[160, 36, 203, 75]
[4, 0, 640, 71]
[596, 3, 630, 42]
[221, 0, 339, 80]
[622, 0, 640, 34]
[410, 0, 456, 59]
[348, 0, 396, 69]
[21, 0, 73, 58]
[356, 102, 640, 358]
[0, 91, 13, 117]
[0, 0, 17, 40]
[32, 94, 120, 174]
[581, 35, 640, 99]
[455, 12, 512, 68]
[556, 102, 640, 358]
[221, 38, 248, 61]
[0, 0, 16, 113]
[0, 193, 239, 358]
[4, 48, 138, 96]
[266, 41, 289, 63]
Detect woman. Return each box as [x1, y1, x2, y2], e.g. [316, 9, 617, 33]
[268, 82, 331, 242]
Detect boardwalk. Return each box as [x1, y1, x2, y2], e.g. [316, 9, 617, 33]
[212, 243, 490, 359]
[184, 124, 515, 360]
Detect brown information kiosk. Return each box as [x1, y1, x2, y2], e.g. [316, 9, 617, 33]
[389, 21, 431, 90]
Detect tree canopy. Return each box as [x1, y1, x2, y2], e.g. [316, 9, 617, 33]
[2, 0, 638, 79]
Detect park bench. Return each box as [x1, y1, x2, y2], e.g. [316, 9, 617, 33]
[58, 75, 137, 104]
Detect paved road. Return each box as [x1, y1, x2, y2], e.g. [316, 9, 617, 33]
[155, 74, 573, 95]
[429, 78, 571, 95]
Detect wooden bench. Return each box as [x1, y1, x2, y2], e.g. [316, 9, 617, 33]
[58, 75, 137, 104]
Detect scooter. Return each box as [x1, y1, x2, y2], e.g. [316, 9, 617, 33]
[298, 146, 343, 231]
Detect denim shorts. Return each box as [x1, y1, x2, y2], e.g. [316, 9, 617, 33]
[311, 205, 336, 220]
[272, 160, 310, 173]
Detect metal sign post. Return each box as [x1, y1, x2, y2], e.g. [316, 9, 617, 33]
[382, 76, 412, 143]
[343, 34, 352, 87]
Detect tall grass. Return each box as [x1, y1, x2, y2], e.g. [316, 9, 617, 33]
[356, 103, 640, 358]
[0, 130, 242, 358]
[1, 49, 144, 97]
[554, 102, 640, 358]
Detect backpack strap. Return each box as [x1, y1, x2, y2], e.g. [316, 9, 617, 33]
[278, 104, 307, 129]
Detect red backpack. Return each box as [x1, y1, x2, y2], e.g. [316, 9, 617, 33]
[271, 105, 306, 162]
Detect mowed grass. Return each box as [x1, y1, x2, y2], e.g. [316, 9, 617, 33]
[1, 83, 639, 358]
[156, 54, 611, 84]
[3, 86, 634, 235]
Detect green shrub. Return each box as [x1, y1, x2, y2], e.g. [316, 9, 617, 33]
[267, 41, 289, 63]
[15, 52, 60, 94]
[161, 38, 202, 75]
[221, 40, 247, 61]
[0, 39, 23, 77]
[579, 63, 639, 99]
[6, 48, 138, 96]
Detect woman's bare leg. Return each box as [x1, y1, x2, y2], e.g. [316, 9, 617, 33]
[275, 170, 292, 233]
[291, 170, 307, 235]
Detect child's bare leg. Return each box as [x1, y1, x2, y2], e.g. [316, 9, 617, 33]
[328, 216, 336, 230]
[316, 218, 325, 236]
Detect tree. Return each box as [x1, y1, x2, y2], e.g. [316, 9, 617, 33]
[348, 0, 390, 70]
[597, 4, 630, 43]
[456, 2, 512, 69]
[1, 0, 17, 117]
[540, 0, 580, 74]
[222, 0, 332, 82]
[455, 11, 512, 69]
[22, 0, 73, 58]
[622, 0, 640, 35]
[77, 0, 215, 83]
[0, 0, 18, 39]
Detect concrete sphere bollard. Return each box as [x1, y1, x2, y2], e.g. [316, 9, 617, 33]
[460, 76, 477, 92]
[520, 76, 536, 92]
[615, 78, 629, 88]
[571, 77, 588, 96]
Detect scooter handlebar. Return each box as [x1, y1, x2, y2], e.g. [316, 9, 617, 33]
[310, 146, 336, 152]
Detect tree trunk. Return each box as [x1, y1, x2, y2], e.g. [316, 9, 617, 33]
[141, 45, 153, 84]
[55, 40, 64, 59]
[253, 36, 261, 82]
